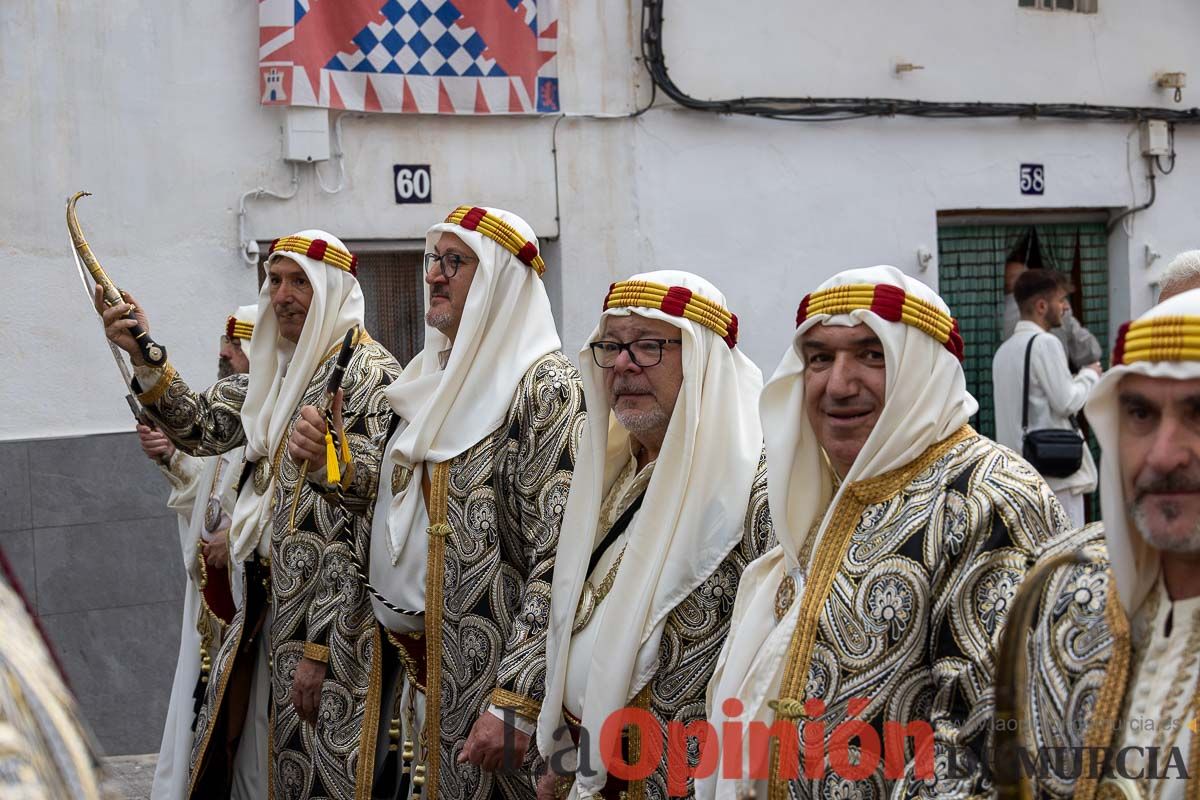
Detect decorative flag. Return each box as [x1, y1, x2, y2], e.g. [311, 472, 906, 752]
[259, 0, 560, 114]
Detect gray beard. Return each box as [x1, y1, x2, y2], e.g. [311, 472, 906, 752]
[427, 308, 453, 331]
[614, 405, 669, 437]
[1130, 501, 1200, 555]
[217, 358, 234, 379]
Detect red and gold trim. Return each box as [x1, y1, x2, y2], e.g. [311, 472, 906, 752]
[1112, 315, 1200, 365]
[603, 280, 739, 348]
[225, 317, 254, 341]
[444, 205, 546, 275]
[795, 283, 964, 361]
[269, 236, 358, 276]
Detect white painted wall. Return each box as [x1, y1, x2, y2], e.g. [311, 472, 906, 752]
[3, 0, 1198, 440]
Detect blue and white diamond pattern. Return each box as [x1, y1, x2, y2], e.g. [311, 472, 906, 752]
[326, 0, 509, 78]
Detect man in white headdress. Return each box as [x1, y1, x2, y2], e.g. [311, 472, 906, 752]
[98, 231, 399, 800]
[532, 271, 773, 799]
[291, 206, 585, 800]
[699, 267, 1070, 799]
[1017, 289, 1200, 800]
[136, 305, 253, 800]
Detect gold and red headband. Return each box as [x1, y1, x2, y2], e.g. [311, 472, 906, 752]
[1112, 315, 1200, 365]
[444, 206, 545, 275]
[603, 280, 739, 348]
[795, 283, 964, 361]
[269, 236, 358, 276]
[225, 317, 254, 341]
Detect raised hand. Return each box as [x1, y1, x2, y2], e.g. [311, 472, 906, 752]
[95, 284, 151, 365]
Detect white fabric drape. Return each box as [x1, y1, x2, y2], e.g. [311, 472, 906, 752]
[701, 266, 976, 799]
[369, 208, 560, 632]
[229, 231, 365, 564]
[537, 271, 763, 796]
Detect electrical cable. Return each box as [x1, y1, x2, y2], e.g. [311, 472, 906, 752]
[641, 0, 1200, 125]
[237, 161, 301, 265]
[549, 15, 660, 232]
[1108, 159, 1157, 234]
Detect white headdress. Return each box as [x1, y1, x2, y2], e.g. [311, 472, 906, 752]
[369, 206, 561, 631]
[702, 266, 974, 797]
[1084, 287, 1200, 615]
[228, 231, 364, 563]
[537, 271, 762, 793]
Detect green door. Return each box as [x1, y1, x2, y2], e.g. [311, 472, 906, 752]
[936, 221, 1110, 439]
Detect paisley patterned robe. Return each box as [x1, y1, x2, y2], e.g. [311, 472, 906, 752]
[135, 338, 399, 800]
[1021, 525, 1199, 800]
[342, 351, 585, 800]
[762, 426, 1070, 800]
[0, 571, 109, 800]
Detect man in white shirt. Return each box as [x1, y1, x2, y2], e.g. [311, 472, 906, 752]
[1002, 257, 1102, 369]
[993, 269, 1102, 525]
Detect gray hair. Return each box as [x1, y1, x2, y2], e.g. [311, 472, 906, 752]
[1159, 250, 1200, 302]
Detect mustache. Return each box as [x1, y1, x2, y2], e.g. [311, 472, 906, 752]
[820, 396, 875, 413]
[1135, 468, 1200, 497]
[274, 302, 303, 316]
[612, 378, 653, 396]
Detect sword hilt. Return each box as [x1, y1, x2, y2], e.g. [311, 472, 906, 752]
[100, 288, 167, 366]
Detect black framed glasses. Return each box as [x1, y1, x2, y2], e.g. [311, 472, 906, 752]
[423, 251, 474, 278]
[589, 338, 682, 369]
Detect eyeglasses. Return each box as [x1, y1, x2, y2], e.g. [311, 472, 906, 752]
[589, 338, 682, 369]
[424, 251, 474, 279]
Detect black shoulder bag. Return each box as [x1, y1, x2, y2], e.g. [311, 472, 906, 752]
[1021, 334, 1085, 478]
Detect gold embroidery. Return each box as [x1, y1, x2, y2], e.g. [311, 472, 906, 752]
[1074, 582, 1132, 800]
[391, 464, 412, 495]
[774, 574, 796, 623]
[301, 642, 330, 663]
[766, 425, 974, 800]
[137, 361, 177, 405]
[572, 545, 626, 634]
[491, 688, 542, 721]
[253, 458, 270, 495]
[354, 625, 383, 800]
[624, 686, 651, 800]
[423, 461, 452, 800]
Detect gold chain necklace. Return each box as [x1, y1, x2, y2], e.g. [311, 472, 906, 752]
[572, 544, 627, 634]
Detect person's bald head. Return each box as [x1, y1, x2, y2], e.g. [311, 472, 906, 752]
[1159, 250, 1200, 302]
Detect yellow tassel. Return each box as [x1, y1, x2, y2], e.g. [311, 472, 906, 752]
[325, 430, 340, 484]
[339, 428, 350, 464]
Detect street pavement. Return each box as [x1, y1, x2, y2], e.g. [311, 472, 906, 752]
[103, 754, 156, 799]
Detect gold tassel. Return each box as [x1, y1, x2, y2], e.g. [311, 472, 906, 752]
[325, 430, 340, 484]
[339, 427, 350, 464]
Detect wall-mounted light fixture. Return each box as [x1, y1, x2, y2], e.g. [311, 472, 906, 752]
[1156, 72, 1187, 103]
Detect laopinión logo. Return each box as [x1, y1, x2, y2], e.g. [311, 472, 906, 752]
[503, 701, 1193, 791]
[516, 697, 939, 793]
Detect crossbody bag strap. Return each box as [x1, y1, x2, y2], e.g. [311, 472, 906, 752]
[1022, 334, 1037, 435]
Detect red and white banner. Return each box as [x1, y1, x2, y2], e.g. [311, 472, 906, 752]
[259, 0, 559, 114]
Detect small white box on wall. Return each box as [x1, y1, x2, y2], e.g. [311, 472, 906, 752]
[283, 107, 330, 163]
